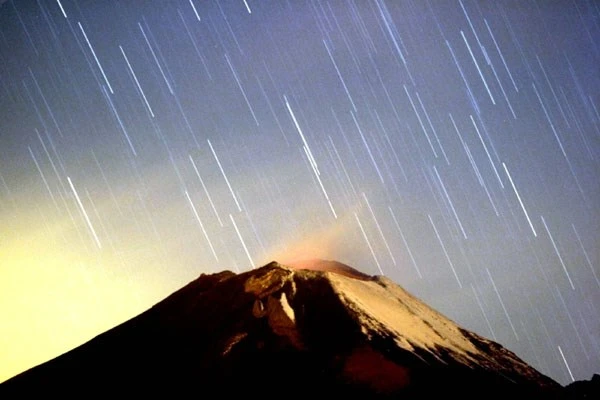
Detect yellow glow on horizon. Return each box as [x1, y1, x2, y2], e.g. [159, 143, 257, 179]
[0, 217, 161, 383]
[0, 175, 372, 383]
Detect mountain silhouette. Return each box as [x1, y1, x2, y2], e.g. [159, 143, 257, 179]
[0, 260, 594, 398]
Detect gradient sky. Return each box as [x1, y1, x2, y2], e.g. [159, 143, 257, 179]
[0, 0, 598, 385]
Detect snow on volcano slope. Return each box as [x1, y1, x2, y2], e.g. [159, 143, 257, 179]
[287, 259, 558, 388]
[1, 260, 564, 398]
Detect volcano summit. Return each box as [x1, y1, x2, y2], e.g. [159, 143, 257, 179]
[0, 260, 581, 398]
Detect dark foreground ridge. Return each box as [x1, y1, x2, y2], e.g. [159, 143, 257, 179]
[1, 260, 596, 398]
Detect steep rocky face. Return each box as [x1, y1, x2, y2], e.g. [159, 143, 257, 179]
[0, 261, 568, 398]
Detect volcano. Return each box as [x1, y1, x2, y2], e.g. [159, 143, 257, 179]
[0, 260, 579, 398]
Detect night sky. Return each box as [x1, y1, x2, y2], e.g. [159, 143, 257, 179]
[0, 0, 598, 385]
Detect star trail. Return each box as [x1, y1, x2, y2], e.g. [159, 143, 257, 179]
[0, 0, 598, 385]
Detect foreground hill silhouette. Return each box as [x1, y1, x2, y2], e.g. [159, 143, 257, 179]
[1, 260, 594, 398]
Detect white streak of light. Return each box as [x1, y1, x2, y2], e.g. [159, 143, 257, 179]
[465, 144, 499, 216]
[355, 213, 384, 275]
[484, 18, 518, 92]
[120, 45, 154, 118]
[532, 83, 568, 160]
[29, 147, 58, 209]
[558, 345, 575, 382]
[78, 22, 113, 94]
[541, 216, 575, 290]
[286, 96, 336, 218]
[486, 49, 516, 119]
[433, 166, 468, 239]
[207, 139, 242, 212]
[502, 162, 537, 237]
[446, 40, 478, 114]
[139, 23, 174, 95]
[56, 0, 67, 18]
[225, 53, 259, 126]
[329, 135, 358, 199]
[486, 268, 519, 341]
[375, 0, 405, 65]
[403, 85, 438, 158]
[67, 176, 102, 249]
[230, 214, 255, 269]
[460, 30, 495, 104]
[428, 214, 462, 288]
[471, 115, 504, 188]
[189, 155, 224, 227]
[243, 0, 252, 14]
[572, 223, 600, 288]
[101, 85, 137, 156]
[362, 193, 396, 265]
[389, 206, 422, 278]
[323, 39, 357, 112]
[302, 147, 337, 219]
[189, 0, 201, 20]
[351, 111, 385, 184]
[185, 190, 219, 261]
[471, 284, 497, 341]
[450, 113, 499, 215]
[374, 0, 414, 83]
[459, 0, 484, 52]
[416, 92, 449, 164]
[285, 96, 320, 174]
[304, 146, 320, 177]
[532, 82, 586, 203]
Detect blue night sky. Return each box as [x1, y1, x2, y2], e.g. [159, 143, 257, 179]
[0, 0, 598, 385]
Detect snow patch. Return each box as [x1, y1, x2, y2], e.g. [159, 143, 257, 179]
[266, 292, 301, 348]
[278, 292, 295, 323]
[327, 273, 479, 362]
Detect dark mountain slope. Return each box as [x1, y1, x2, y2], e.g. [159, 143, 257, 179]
[0, 260, 572, 398]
